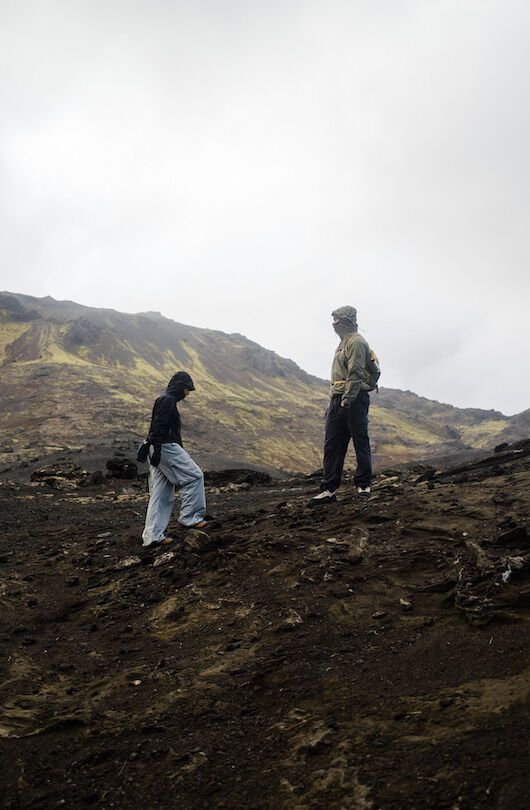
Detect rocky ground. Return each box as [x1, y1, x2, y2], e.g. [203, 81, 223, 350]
[0, 441, 529, 809]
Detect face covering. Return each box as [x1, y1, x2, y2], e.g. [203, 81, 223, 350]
[333, 320, 355, 338]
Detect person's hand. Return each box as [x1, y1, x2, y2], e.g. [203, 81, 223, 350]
[150, 445, 161, 467]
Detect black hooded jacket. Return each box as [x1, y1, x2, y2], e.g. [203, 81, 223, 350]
[147, 372, 195, 447]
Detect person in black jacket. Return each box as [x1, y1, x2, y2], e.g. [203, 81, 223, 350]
[141, 371, 206, 546]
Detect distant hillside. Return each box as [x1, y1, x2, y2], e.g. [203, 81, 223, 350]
[0, 291, 528, 475]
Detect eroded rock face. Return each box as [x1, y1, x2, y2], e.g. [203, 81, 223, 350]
[63, 317, 102, 348]
[0, 292, 39, 322]
[30, 463, 91, 489]
[0, 441, 529, 809]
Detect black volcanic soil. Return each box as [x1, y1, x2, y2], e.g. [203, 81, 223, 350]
[1, 443, 529, 809]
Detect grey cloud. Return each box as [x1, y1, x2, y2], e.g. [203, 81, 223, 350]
[1, 0, 529, 414]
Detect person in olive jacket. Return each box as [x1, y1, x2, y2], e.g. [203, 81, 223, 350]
[311, 306, 373, 504]
[142, 371, 206, 546]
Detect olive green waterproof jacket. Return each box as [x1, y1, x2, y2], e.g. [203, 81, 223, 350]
[330, 306, 372, 407]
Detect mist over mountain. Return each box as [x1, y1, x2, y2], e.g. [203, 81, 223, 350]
[1, 291, 528, 476]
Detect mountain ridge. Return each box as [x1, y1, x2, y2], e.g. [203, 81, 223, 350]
[0, 291, 528, 475]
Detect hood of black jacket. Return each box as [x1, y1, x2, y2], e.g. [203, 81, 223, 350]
[166, 371, 195, 401]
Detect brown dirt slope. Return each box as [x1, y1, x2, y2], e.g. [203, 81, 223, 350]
[0, 440, 529, 808]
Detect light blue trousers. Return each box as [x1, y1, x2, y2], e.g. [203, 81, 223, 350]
[142, 443, 206, 546]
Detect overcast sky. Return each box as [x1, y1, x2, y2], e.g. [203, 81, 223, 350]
[1, 0, 529, 415]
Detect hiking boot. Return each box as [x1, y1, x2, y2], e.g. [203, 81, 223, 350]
[161, 537, 175, 544]
[356, 486, 371, 496]
[310, 490, 337, 505]
[190, 520, 207, 529]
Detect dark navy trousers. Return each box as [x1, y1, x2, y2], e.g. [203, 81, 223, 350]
[321, 392, 372, 491]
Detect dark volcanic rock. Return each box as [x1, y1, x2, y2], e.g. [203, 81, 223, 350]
[106, 457, 138, 479]
[204, 469, 272, 486]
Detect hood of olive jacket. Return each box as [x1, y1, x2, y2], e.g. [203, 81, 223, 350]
[332, 305, 358, 338]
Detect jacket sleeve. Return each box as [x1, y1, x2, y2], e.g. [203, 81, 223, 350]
[341, 337, 365, 407]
